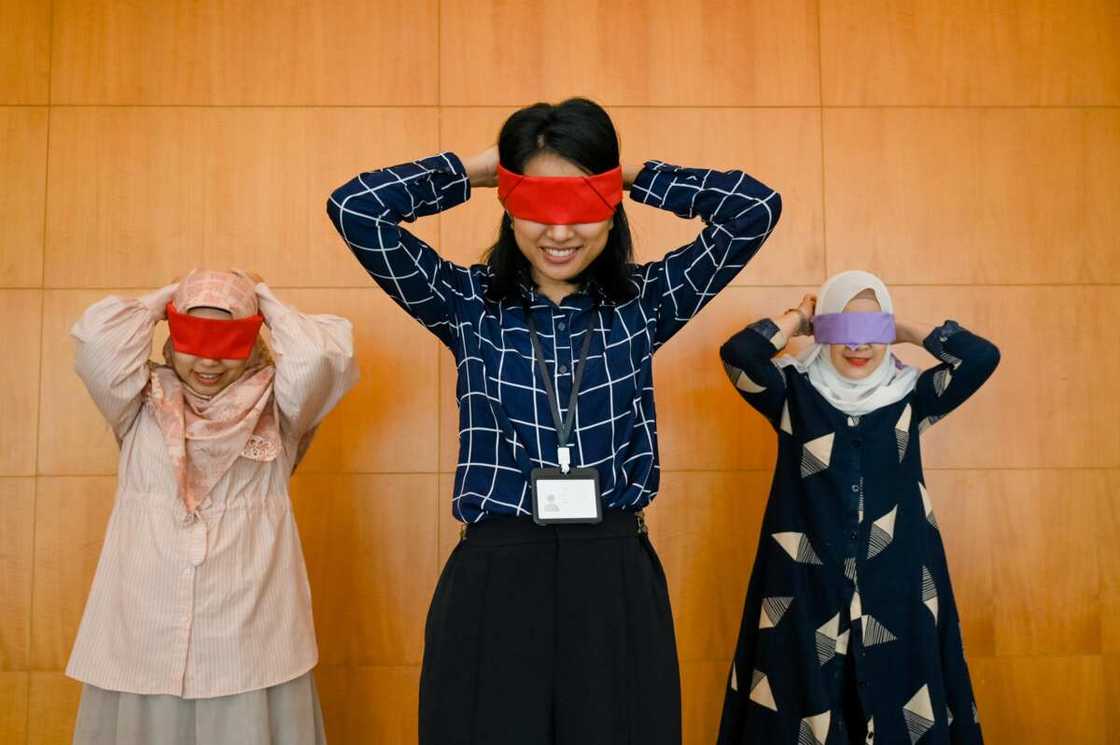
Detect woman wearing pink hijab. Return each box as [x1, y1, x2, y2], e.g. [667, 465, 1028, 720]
[66, 269, 357, 745]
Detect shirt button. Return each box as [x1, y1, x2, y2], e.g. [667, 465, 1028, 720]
[558, 321, 566, 331]
[851, 484, 859, 493]
[559, 364, 568, 374]
[848, 416, 859, 426]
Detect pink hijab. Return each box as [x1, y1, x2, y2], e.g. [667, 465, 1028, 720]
[148, 270, 280, 513]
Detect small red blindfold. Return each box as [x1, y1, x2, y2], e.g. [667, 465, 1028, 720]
[497, 164, 623, 225]
[166, 303, 264, 360]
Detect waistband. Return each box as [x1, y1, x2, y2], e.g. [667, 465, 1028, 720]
[460, 509, 648, 547]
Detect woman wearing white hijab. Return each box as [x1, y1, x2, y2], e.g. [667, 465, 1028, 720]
[716, 270, 999, 745]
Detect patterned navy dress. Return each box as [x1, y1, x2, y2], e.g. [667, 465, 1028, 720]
[716, 319, 1000, 745]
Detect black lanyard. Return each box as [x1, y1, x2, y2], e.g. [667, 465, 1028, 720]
[523, 302, 596, 465]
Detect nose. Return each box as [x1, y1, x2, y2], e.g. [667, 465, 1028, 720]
[544, 223, 575, 242]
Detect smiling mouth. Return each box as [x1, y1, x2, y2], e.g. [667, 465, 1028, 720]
[540, 245, 581, 264]
[844, 357, 870, 367]
[193, 371, 222, 385]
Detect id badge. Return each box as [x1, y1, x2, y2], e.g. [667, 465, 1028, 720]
[531, 467, 603, 525]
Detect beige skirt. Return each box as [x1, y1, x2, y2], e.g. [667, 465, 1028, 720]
[72, 671, 327, 745]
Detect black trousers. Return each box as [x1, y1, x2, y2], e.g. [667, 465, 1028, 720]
[419, 510, 682, 745]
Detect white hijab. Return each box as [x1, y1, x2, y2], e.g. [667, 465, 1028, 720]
[777, 270, 919, 416]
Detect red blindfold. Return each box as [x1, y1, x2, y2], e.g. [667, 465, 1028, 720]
[497, 164, 623, 224]
[166, 303, 264, 360]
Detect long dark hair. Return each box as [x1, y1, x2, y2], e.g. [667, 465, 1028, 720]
[484, 98, 636, 304]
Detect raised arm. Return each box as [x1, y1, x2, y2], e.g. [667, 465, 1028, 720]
[630, 160, 782, 348]
[70, 285, 177, 441]
[254, 283, 359, 441]
[720, 294, 814, 428]
[326, 152, 474, 347]
[897, 320, 1001, 431]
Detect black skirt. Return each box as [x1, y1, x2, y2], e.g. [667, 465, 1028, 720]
[419, 510, 681, 745]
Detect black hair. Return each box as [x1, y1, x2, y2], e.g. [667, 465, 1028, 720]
[484, 97, 636, 304]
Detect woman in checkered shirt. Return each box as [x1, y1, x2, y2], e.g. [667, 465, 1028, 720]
[329, 98, 782, 745]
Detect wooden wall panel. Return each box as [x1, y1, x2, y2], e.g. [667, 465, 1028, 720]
[45, 109, 207, 288]
[200, 108, 440, 288]
[26, 672, 79, 745]
[439, 0, 820, 106]
[50, 0, 439, 105]
[680, 660, 729, 745]
[1108, 655, 1120, 743]
[0, 291, 42, 476]
[36, 289, 164, 476]
[823, 108, 1120, 285]
[281, 288, 441, 474]
[46, 108, 441, 289]
[892, 286, 1120, 469]
[0, 479, 35, 671]
[1101, 481, 1120, 654]
[647, 471, 767, 662]
[292, 474, 440, 667]
[0, 108, 48, 287]
[316, 665, 420, 744]
[0, 0, 50, 104]
[970, 655, 1106, 744]
[0, 672, 28, 745]
[820, 0, 1120, 106]
[654, 286, 812, 471]
[438, 107, 824, 287]
[982, 470, 1102, 656]
[923, 471, 996, 658]
[28, 477, 115, 671]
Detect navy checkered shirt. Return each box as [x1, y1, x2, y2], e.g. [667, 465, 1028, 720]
[327, 153, 781, 522]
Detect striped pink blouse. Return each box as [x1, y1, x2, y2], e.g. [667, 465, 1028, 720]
[65, 284, 357, 699]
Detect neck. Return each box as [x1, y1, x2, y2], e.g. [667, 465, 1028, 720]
[532, 272, 577, 305]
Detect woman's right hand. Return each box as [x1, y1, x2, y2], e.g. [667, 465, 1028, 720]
[463, 146, 499, 188]
[775, 293, 816, 340]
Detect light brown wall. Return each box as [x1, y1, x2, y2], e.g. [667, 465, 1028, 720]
[1, 1, 1118, 742]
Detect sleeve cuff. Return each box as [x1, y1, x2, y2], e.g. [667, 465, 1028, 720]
[922, 320, 964, 362]
[749, 318, 787, 350]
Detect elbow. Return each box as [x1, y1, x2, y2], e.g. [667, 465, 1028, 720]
[981, 343, 1001, 376]
[768, 191, 783, 228]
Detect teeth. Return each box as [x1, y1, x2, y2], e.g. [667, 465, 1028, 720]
[544, 247, 577, 257]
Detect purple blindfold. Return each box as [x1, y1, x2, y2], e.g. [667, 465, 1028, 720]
[813, 312, 895, 346]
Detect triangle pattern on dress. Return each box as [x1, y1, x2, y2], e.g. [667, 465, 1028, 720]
[801, 433, 835, 478]
[798, 712, 831, 745]
[772, 532, 823, 565]
[865, 718, 875, 745]
[749, 670, 778, 712]
[921, 566, 939, 624]
[895, 404, 912, 462]
[933, 368, 952, 397]
[918, 414, 941, 434]
[729, 661, 738, 691]
[815, 613, 840, 666]
[732, 366, 767, 394]
[843, 556, 857, 583]
[903, 684, 935, 744]
[850, 587, 862, 622]
[867, 505, 898, 559]
[780, 400, 793, 435]
[919, 481, 939, 529]
[835, 629, 850, 656]
[759, 596, 794, 629]
[862, 614, 898, 646]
